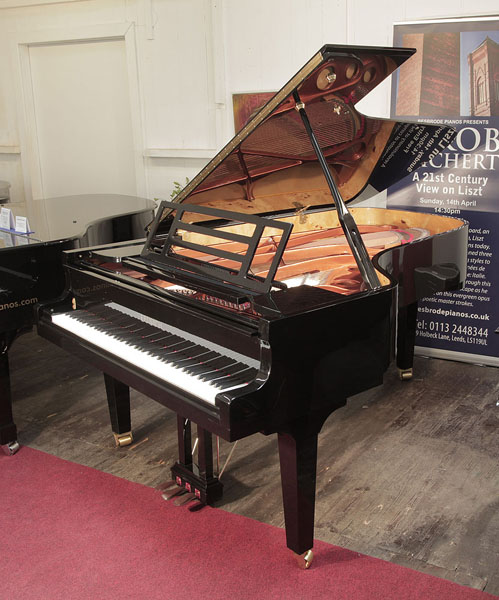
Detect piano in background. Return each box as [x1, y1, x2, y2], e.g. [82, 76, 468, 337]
[0, 194, 156, 455]
[36, 46, 468, 567]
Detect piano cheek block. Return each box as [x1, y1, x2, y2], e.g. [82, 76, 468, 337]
[414, 263, 461, 298]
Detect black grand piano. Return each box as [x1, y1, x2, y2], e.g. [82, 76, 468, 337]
[0, 194, 155, 454]
[36, 46, 468, 567]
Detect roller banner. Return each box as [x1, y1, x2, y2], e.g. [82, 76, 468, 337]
[388, 16, 499, 366]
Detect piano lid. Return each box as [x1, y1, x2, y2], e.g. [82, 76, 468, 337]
[150, 44, 456, 235]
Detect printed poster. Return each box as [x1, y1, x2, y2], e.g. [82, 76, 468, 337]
[388, 16, 499, 366]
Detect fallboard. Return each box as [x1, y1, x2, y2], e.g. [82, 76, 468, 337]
[63, 265, 262, 362]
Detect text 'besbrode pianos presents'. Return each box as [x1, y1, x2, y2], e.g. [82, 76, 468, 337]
[36, 45, 468, 567]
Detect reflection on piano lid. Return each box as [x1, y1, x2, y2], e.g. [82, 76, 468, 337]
[30, 194, 156, 244]
[0, 230, 40, 247]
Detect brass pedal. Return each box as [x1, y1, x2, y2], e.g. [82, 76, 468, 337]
[188, 501, 205, 512]
[161, 487, 185, 501]
[174, 492, 196, 506]
[156, 480, 177, 491]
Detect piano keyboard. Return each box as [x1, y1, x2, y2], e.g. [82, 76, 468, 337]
[51, 302, 260, 405]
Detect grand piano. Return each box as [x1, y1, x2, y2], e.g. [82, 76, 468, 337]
[0, 194, 155, 454]
[36, 46, 468, 567]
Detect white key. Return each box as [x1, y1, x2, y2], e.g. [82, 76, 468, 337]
[107, 302, 260, 369]
[51, 305, 258, 405]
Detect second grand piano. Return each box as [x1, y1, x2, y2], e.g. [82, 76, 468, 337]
[0, 194, 155, 455]
[36, 45, 468, 567]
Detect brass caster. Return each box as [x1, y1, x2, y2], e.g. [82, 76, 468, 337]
[398, 368, 413, 381]
[3, 440, 20, 455]
[113, 431, 133, 447]
[294, 549, 314, 569]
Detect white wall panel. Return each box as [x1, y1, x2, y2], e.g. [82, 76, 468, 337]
[139, 0, 216, 150]
[224, 0, 348, 94]
[29, 39, 137, 199]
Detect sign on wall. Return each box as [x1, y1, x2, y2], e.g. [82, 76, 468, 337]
[388, 16, 499, 367]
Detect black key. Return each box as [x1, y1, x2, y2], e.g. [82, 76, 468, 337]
[210, 362, 249, 379]
[162, 345, 211, 366]
[214, 367, 257, 390]
[204, 362, 250, 386]
[186, 361, 224, 376]
[215, 376, 244, 391]
[138, 336, 186, 360]
[200, 366, 241, 383]
[81, 312, 132, 329]
[175, 347, 214, 362]
[85, 305, 110, 316]
[119, 322, 151, 335]
[179, 354, 238, 379]
[145, 333, 181, 345]
[176, 350, 220, 369]
[105, 314, 137, 327]
[109, 322, 149, 339]
[100, 318, 137, 331]
[148, 334, 185, 348]
[197, 357, 238, 380]
[73, 312, 105, 324]
[117, 324, 159, 340]
[159, 341, 197, 357]
[98, 324, 141, 339]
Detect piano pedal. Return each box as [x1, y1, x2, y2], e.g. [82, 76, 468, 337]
[155, 479, 178, 491]
[173, 492, 197, 506]
[113, 431, 134, 447]
[188, 500, 206, 512]
[161, 487, 186, 501]
[171, 463, 223, 506]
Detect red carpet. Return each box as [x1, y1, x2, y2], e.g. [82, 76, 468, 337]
[1, 447, 496, 600]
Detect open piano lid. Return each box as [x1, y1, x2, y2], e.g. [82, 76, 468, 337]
[140, 44, 456, 296]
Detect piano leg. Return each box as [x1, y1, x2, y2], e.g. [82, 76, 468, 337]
[396, 301, 418, 380]
[0, 334, 19, 455]
[277, 429, 318, 569]
[103, 373, 133, 447]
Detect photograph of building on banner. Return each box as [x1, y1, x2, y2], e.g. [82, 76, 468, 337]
[388, 16, 499, 367]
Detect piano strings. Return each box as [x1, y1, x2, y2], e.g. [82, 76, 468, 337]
[97, 223, 430, 303]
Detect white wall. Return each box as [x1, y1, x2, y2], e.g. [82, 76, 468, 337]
[0, 0, 497, 221]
